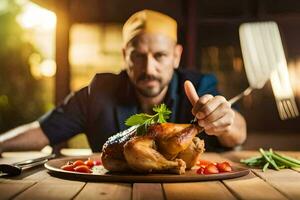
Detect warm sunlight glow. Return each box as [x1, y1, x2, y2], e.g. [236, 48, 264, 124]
[69, 24, 123, 90]
[17, 2, 56, 30]
[39, 59, 56, 77]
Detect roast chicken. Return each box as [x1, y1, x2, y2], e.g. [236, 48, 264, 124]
[101, 123, 205, 174]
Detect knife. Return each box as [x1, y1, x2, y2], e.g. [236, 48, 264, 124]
[0, 153, 55, 176]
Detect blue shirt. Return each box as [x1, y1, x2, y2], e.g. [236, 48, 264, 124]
[39, 69, 232, 152]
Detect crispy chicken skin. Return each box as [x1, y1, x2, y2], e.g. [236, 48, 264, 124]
[124, 136, 186, 174]
[101, 123, 204, 174]
[177, 137, 205, 169]
[101, 126, 136, 172]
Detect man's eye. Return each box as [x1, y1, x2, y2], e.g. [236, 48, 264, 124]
[154, 53, 167, 60]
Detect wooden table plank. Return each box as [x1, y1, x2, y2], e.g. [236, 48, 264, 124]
[292, 167, 300, 173]
[23, 169, 51, 181]
[132, 183, 164, 200]
[222, 151, 300, 200]
[13, 176, 85, 200]
[0, 167, 48, 183]
[74, 183, 131, 200]
[163, 182, 236, 200]
[223, 171, 288, 200]
[200, 152, 226, 162]
[0, 180, 36, 200]
[221, 150, 260, 163]
[1, 150, 300, 200]
[253, 169, 300, 200]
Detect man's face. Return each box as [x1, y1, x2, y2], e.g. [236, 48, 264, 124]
[123, 33, 182, 97]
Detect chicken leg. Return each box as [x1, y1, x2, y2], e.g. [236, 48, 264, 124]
[124, 136, 186, 174]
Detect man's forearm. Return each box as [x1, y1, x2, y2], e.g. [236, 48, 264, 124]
[0, 121, 50, 153]
[217, 111, 247, 148]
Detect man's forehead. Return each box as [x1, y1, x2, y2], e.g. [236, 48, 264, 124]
[127, 33, 175, 51]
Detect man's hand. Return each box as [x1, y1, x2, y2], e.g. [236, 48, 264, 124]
[184, 80, 234, 137]
[184, 80, 247, 147]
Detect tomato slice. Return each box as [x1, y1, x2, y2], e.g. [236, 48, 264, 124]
[203, 164, 219, 174]
[196, 166, 205, 174]
[196, 160, 216, 168]
[60, 164, 75, 171]
[72, 160, 85, 167]
[216, 162, 232, 172]
[84, 158, 94, 168]
[74, 165, 92, 173]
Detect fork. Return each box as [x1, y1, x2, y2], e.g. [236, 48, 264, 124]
[275, 98, 299, 120]
[191, 83, 299, 123]
[269, 49, 299, 120]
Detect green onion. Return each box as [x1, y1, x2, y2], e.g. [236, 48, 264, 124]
[259, 148, 279, 170]
[240, 148, 300, 172]
[263, 162, 269, 172]
[273, 151, 300, 165]
[270, 153, 300, 168]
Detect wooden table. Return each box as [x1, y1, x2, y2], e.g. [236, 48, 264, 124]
[1, 151, 300, 200]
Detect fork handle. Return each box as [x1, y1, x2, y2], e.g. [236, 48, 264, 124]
[228, 87, 253, 105]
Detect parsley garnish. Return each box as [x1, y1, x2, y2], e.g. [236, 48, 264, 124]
[125, 104, 172, 135]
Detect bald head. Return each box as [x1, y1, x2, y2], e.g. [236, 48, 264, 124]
[122, 10, 177, 46]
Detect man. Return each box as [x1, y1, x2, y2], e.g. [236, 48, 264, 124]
[0, 10, 246, 154]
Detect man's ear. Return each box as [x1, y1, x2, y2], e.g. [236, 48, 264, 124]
[122, 48, 126, 60]
[174, 44, 183, 69]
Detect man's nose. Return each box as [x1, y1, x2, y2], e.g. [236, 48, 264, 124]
[145, 54, 157, 74]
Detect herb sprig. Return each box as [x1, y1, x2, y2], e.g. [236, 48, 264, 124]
[125, 104, 172, 135]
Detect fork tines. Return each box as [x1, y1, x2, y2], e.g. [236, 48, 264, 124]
[277, 98, 299, 120]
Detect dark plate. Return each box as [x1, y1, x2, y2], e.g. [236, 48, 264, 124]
[45, 155, 250, 183]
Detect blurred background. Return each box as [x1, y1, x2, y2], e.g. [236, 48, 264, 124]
[0, 0, 299, 151]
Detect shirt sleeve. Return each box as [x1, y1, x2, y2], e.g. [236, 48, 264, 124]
[38, 87, 88, 146]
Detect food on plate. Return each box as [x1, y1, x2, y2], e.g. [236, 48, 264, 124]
[59, 104, 236, 176]
[101, 104, 205, 174]
[196, 160, 232, 174]
[217, 162, 232, 172]
[60, 158, 102, 173]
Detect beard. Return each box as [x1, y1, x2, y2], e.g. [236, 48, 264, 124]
[136, 84, 165, 97]
[136, 73, 165, 97]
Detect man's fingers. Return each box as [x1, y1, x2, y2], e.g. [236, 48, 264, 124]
[192, 94, 213, 117]
[195, 95, 227, 119]
[200, 102, 231, 125]
[184, 80, 199, 106]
